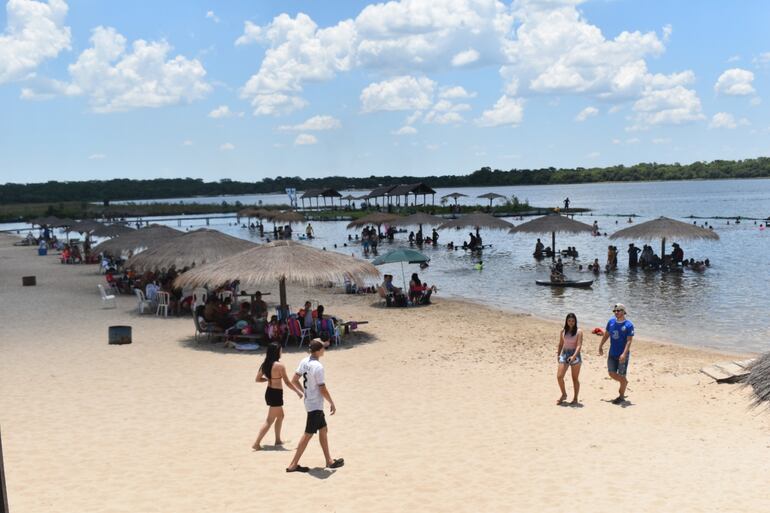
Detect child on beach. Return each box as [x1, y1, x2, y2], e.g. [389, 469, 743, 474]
[252, 343, 303, 450]
[556, 313, 583, 405]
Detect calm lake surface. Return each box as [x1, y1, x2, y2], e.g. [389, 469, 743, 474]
[6, 178, 770, 353]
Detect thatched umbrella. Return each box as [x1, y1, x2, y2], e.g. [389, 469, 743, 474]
[93, 225, 183, 255]
[389, 212, 445, 238]
[509, 214, 593, 261]
[346, 212, 402, 229]
[174, 240, 380, 310]
[269, 211, 305, 224]
[438, 212, 514, 240]
[91, 223, 135, 238]
[610, 216, 719, 258]
[126, 229, 257, 272]
[478, 192, 506, 207]
[441, 192, 468, 206]
[745, 352, 770, 408]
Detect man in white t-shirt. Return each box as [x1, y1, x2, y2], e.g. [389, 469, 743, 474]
[286, 339, 344, 473]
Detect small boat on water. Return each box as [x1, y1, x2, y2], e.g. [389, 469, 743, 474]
[536, 279, 594, 288]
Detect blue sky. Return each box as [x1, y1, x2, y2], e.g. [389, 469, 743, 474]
[1, 0, 769, 184]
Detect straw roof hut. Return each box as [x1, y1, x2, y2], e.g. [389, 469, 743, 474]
[509, 214, 593, 260]
[93, 225, 183, 255]
[91, 224, 135, 238]
[126, 229, 257, 272]
[174, 240, 380, 308]
[744, 352, 770, 408]
[610, 216, 719, 257]
[477, 192, 506, 207]
[346, 212, 402, 229]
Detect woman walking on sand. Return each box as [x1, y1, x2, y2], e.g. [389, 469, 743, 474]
[556, 313, 583, 405]
[253, 343, 303, 450]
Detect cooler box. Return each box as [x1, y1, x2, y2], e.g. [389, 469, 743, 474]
[38, 247, 48, 256]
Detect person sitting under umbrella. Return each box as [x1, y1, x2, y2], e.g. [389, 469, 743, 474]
[408, 273, 437, 305]
[382, 274, 407, 307]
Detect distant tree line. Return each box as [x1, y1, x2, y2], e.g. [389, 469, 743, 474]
[2, 158, 770, 205]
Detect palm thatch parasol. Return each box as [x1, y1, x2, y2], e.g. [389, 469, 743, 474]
[610, 216, 719, 257]
[174, 240, 380, 309]
[509, 214, 593, 261]
[389, 212, 445, 236]
[126, 229, 257, 272]
[441, 192, 468, 205]
[477, 192, 506, 207]
[438, 212, 514, 239]
[744, 352, 770, 408]
[69, 220, 105, 233]
[269, 211, 305, 224]
[91, 223, 135, 238]
[93, 225, 183, 255]
[346, 212, 402, 229]
[239, 207, 262, 218]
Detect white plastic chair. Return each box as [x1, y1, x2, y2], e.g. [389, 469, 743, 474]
[218, 290, 234, 302]
[134, 288, 153, 314]
[193, 288, 208, 310]
[98, 284, 117, 309]
[156, 291, 170, 317]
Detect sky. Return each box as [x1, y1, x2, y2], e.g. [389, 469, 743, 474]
[1, 0, 769, 185]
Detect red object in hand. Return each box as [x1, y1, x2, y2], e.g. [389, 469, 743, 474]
[592, 327, 604, 335]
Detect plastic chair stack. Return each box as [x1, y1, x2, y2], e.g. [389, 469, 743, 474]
[156, 291, 171, 317]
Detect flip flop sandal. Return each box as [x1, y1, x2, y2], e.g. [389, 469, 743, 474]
[286, 465, 309, 473]
[328, 458, 345, 469]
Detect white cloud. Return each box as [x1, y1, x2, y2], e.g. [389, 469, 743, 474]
[360, 75, 435, 113]
[88, 153, 105, 160]
[575, 106, 598, 122]
[714, 68, 755, 96]
[205, 10, 220, 23]
[26, 26, 211, 112]
[586, 151, 600, 158]
[629, 85, 704, 130]
[182, 140, 193, 146]
[451, 48, 480, 67]
[709, 112, 749, 129]
[750, 96, 762, 106]
[219, 142, 235, 151]
[753, 52, 770, 67]
[208, 105, 234, 118]
[727, 55, 741, 63]
[294, 133, 317, 145]
[426, 143, 440, 151]
[651, 137, 671, 144]
[238, 14, 356, 115]
[393, 126, 417, 135]
[422, 99, 470, 124]
[439, 85, 476, 99]
[0, 0, 71, 84]
[475, 95, 524, 128]
[626, 137, 640, 144]
[237, 2, 512, 115]
[278, 115, 341, 131]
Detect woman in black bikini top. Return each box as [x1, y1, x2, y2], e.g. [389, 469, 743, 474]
[252, 343, 303, 451]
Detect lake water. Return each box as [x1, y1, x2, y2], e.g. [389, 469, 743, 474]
[5, 178, 770, 353]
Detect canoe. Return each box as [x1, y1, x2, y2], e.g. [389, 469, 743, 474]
[536, 279, 594, 288]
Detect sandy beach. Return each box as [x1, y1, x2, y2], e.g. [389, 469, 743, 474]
[1, 232, 768, 513]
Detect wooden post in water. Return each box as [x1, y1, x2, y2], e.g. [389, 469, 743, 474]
[1, 426, 8, 513]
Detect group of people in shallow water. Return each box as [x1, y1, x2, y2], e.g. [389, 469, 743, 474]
[408, 228, 439, 246]
[555, 304, 635, 406]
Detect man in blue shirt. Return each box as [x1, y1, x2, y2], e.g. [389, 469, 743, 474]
[598, 303, 634, 404]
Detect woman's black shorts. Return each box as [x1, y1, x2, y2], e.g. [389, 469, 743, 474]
[265, 387, 284, 407]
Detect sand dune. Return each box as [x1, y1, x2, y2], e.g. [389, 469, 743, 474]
[1, 233, 768, 513]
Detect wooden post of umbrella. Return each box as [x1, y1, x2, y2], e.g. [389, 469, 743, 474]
[661, 237, 666, 259]
[551, 231, 556, 262]
[279, 276, 288, 319]
[1, 426, 8, 513]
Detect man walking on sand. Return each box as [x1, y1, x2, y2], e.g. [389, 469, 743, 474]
[598, 303, 634, 404]
[286, 339, 344, 473]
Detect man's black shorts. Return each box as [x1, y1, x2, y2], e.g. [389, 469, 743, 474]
[305, 410, 327, 434]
